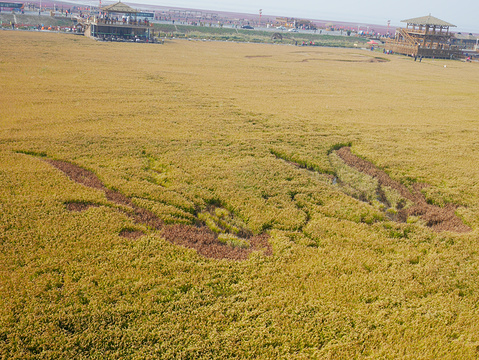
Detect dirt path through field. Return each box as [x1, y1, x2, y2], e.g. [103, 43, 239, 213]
[336, 147, 470, 233]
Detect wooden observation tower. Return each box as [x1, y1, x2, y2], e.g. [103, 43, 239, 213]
[385, 15, 462, 59]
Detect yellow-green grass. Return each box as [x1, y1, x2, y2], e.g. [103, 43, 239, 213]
[1, 31, 479, 358]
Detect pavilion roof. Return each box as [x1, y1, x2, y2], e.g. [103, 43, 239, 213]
[101, 1, 137, 13]
[401, 15, 456, 27]
[454, 33, 478, 40]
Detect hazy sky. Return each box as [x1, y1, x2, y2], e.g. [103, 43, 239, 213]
[123, 0, 478, 33]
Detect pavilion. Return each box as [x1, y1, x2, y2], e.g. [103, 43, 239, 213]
[81, 1, 152, 42]
[385, 15, 462, 59]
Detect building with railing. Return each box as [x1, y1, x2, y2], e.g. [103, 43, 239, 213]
[80, 1, 152, 41]
[385, 15, 462, 59]
[452, 33, 479, 51]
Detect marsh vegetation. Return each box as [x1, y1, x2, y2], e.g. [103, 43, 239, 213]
[1, 31, 479, 358]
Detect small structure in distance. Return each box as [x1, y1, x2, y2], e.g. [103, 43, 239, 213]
[385, 15, 462, 59]
[80, 1, 153, 42]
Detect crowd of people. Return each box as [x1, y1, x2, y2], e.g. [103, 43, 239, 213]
[94, 14, 150, 26]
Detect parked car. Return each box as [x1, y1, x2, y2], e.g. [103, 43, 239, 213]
[288, 28, 298, 32]
[276, 26, 286, 30]
[241, 25, 254, 29]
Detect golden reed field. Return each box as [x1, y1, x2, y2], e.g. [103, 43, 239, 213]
[1, 31, 479, 358]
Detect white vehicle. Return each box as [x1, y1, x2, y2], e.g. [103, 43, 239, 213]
[276, 26, 286, 30]
[288, 28, 298, 32]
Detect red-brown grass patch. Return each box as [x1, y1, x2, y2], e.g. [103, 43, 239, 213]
[119, 228, 145, 240]
[65, 201, 100, 212]
[336, 147, 470, 233]
[47, 158, 272, 259]
[162, 225, 272, 260]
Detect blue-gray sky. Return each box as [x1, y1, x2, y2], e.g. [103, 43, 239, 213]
[124, 0, 478, 33]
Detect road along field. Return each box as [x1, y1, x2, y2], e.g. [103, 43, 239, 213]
[1, 31, 479, 358]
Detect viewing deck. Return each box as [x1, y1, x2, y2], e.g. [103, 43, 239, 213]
[76, 1, 156, 42]
[385, 15, 461, 59]
[88, 17, 151, 28]
[79, 16, 152, 41]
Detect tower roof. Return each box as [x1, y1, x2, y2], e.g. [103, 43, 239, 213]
[401, 15, 456, 27]
[101, 1, 138, 13]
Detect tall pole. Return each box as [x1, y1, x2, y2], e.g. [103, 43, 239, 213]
[259, 9, 262, 27]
